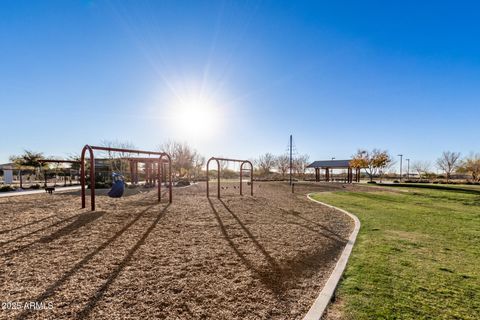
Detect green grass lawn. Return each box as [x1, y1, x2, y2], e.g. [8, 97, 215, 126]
[312, 185, 480, 319]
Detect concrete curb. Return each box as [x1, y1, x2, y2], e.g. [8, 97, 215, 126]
[0, 186, 81, 198]
[303, 193, 361, 320]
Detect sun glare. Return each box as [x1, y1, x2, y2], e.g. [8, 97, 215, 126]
[168, 97, 221, 139]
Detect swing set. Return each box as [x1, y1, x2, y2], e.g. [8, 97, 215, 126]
[206, 157, 254, 198]
[124, 157, 170, 186]
[80, 145, 172, 211]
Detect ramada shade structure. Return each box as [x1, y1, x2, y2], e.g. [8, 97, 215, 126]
[38, 159, 80, 187]
[307, 159, 360, 183]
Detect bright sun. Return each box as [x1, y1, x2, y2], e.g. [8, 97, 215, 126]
[168, 97, 220, 139]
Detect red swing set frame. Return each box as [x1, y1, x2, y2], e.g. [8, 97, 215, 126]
[124, 157, 169, 186]
[206, 157, 254, 198]
[80, 145, 172, 211]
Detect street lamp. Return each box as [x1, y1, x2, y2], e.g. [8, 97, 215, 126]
[331, 157, 335, 182]
[397, 154, 403, 182]
[406, 158, 410, 180]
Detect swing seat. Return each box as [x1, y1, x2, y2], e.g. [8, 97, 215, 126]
[108, 173, 125, 198]
[108, 180, 125, 198]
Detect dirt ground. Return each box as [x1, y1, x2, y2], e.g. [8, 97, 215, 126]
[0, 181, 358, 319]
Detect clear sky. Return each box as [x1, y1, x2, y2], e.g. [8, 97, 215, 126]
[1, 1, 479, 169]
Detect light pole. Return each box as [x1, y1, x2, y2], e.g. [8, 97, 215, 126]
[289, 134, 293, 185]
[406, 158, 410, 180]
[397, 154, 403, 182]
[331, 157, 335, 182]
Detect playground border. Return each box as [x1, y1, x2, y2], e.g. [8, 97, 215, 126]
[303, 193, 361, 320]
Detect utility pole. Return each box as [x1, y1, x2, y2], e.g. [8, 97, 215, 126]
[406, 158, 410, 180]
[398, 154, 403, 182]
[289, 134, 293, 185]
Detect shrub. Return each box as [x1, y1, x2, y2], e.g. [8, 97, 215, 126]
[175, 179, 191, 187]
[393, 180, 400, 183]
[88, 182, 112, 189]
[367, 181, 377, 184]
[29, 184, 41, 190]
[0, 185, 15, 192]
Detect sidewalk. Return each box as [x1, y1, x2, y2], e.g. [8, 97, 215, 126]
[0, 185, 81, 198]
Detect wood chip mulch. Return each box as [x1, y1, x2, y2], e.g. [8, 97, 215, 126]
[0, 182, 354, 319]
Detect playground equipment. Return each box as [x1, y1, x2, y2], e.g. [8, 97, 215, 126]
[80, 145, 172, 211]
[107, 173, 125, 198]
[123, 157, 169, 186]
[206, 157, 254, 198]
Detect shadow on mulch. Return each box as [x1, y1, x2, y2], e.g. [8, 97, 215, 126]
[38, 211, 105, 243]
[208, 198, 285, 296]
[280, 209, 348, 245]
[76, 203, 170, 319]
[208, 198, 346, 304]
[15, 203, 170, 320]
[2, 211, 105, 258]
[0, 215, 55, 235]
[0, 212, 85, 248]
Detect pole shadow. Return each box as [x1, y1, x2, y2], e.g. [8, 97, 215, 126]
[15, 203, 166, 320]
[38, 211, 105, 243]
[218, 199, 280, 270]
[2, 192, 159, 257]
[0, 215, 55, 235]
[280, 209, 348, 244]
[277, 214, 347, 245]
[2, 211, 105, 258]
[76, 203, 170, 319]
[0, 212, 85, 247]
[208, 198, 287, 297]
[210, 198, 350, 300]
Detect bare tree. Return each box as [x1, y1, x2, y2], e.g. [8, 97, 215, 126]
[436, 151, 461, 181]
[219, 158, 230, 172]
[192, 153, 205, 181]
[412, 161, 431, 179]
[276, 154, 290, 178]
[159, 141, 201, 179]
[293, 154, 310, 179]
[99, 140, 136, 174]
[100, 140, 136, 156]
[256, 153, 276, 175]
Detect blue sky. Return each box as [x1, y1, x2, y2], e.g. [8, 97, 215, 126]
[1, 1, 479, 169]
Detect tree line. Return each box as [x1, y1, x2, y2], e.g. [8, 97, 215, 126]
[5, 141, 310, 181]
[350, 149, 480, 182]
[6, 143, 480, 183]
